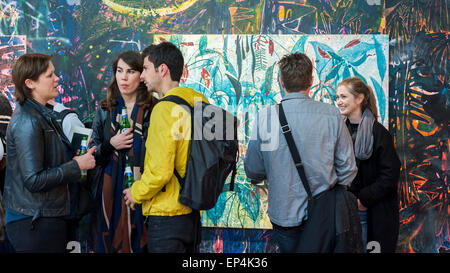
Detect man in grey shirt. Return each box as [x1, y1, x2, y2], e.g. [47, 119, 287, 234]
[244, 53, 357, 252]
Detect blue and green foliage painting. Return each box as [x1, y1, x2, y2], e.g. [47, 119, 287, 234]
[156, 34, 388, 228]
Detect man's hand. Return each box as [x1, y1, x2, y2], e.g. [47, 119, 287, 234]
[357, 199, 368, 211]
[123, 188, 136, 210]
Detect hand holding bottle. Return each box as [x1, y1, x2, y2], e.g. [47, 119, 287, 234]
[110, 107, 133, 150]
[73, 146, 97, 171]
[110, 129, 133, 150]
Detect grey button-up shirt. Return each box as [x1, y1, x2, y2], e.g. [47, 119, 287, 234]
[244, 92, 357, 227]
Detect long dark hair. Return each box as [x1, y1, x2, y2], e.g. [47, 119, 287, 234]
[100, 50, 156, 111]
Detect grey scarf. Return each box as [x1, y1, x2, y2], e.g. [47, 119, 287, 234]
[345, 108, 375, 160]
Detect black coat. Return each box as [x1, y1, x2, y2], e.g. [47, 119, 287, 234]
[348, 121, 401, 253]
[2, 99, 81, 220]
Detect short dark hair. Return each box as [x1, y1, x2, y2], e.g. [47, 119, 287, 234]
[101, 50, 156, 111]
[12, 53, 53, 104]
[278, 53, 313, 93]
[141, 42, 184, 82]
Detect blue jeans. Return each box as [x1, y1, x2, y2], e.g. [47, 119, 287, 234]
[146, 211, 201, 253]
[359, 210, 368, 252]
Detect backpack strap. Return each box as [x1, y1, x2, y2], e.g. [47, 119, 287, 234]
[158, 95, 193, 113]
[157, 95, 193, 191]
[55, 109, 78, 124]
[139, 108, 151, 174]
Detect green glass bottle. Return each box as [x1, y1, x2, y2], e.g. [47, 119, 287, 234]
[120, 107, 131, 134]
[125, 163, 134, 188]
[78, 136, 88, 180]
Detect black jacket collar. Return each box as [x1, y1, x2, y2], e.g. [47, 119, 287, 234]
[23, 98, 72, 149]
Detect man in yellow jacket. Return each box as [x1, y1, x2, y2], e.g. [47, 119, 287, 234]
[123, 42, 208, 253]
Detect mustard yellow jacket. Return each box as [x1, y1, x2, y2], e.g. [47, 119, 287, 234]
[130, 86, 208, 216]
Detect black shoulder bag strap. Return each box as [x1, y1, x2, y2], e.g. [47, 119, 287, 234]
[277, 102, 313, 218]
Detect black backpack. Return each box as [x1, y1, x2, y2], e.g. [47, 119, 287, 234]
[54, 108, 98, 220]
[159, 95, 239, 210]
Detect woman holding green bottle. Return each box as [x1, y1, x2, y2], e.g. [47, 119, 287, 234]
[90, 50, 157, 253]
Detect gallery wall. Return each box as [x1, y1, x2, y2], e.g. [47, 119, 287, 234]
[0, 0, 448, 253]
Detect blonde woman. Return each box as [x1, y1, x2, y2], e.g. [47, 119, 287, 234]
[336, 77, 401, 253]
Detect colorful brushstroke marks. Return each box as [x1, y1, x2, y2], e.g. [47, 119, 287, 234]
[387, 0, 449, 253]
[0, 0, 384, 123]
[0, 35, 26, 110]
[199, 227, 277, 253]
[99, 0, 383, 35]
[261, 0, 384, 34]
[154, 34, 389, 228]
[0, 0, 155, 122]
[99, 0, 264, 34]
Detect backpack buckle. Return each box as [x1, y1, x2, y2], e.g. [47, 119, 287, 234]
[281, 124, 291, 133]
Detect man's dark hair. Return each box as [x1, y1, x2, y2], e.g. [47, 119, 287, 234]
[278, 53, 313, 93]
[141, 42, 184, 82]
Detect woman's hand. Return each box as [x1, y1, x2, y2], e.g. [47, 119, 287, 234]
[110, 128, 133, 150]
[73, 146, 97, 171]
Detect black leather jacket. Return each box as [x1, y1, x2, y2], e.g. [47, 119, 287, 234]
[2, 99, 81, 221]
[90, 107, 115, 167]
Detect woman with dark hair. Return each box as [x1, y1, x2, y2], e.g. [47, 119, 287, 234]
[90, 50, 157, 253]
[2, 53, 96, 253]
[336, 77, 401, 253]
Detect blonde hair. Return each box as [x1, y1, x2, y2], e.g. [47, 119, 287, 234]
[338, 77, 379, 118]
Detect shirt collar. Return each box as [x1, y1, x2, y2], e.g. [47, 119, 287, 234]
[281, 92, 310, 102]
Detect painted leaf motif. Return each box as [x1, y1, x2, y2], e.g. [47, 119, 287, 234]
[201, 67, 211, 88]
[199, 35, 208, 55]
[268, 39, 274, 56]
[292, 35, 308, 53]
[180, 64, 189, 83]
[373, 36, 387, 82]
[205, 192, 228, 226]
[325, 64, 341, 83]
[327, 50, 343, 62]
[255, 35, 262, 50]
[342, 65, 351, 81]
[317, 46, 331, 59]
[350, 53, 368, 67]
[370, 77, 386, 124]
[225, 72, 242, 105]
[262, 64, 275, 95]
[236, 182, 260, 225]
[351, 67, 366, 83]
[344, 39, 361, 49]
[180, 42, 194, 47]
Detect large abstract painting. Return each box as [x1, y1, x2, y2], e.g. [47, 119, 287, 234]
[153, 34, 389, 228]
[0, 35, 26, 109]
[386, 0, 449, 253]
[0, 0, 447, 253]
